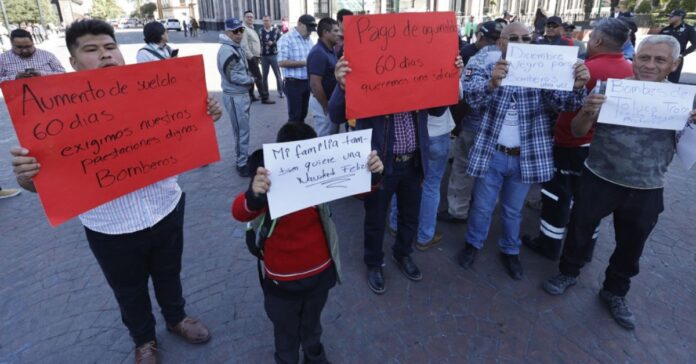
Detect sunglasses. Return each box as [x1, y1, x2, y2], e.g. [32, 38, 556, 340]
[545, 23, 560, 28]
[505, 34, 533, 43]
[231, 28, 245, 34]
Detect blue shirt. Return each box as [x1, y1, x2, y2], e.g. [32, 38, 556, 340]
[278, 28, 313, 79]
[307, 40, 338, 96]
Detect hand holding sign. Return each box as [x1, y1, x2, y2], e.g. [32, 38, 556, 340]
[501, 44, 579, 91]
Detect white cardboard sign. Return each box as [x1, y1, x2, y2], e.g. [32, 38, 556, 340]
[263, 129, 373, 219]
[598, 79, 696, 130]
[501, 43, 579, 91]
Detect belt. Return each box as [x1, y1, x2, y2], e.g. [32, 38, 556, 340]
[394, 152, 417, 163]
[285, 77, 306, 81]
[495, 144, 521, 156]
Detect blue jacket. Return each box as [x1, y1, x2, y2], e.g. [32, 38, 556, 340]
[328, 86, 445, 175]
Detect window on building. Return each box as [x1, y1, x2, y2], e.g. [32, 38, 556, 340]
[314, 0, 330, 17]
[179, 0, 185, 5]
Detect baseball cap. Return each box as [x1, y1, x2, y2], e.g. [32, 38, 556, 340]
[562, 22, 576, 30]
[546, 16, 562, 25]
[299, 14, 317, 31]
[224, 18, 244, 31]
[479, 21, 502, 40]
[669, 9, 686, 17]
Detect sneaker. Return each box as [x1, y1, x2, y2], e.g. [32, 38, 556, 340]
[522, 235, 560, 260]
[599, 290, 636, 330]
[0, 188, 21, 200]
[392, 255, 422, 281]
[543, 273, 577, 295]
[457, 243, 478, 269]
[236, 165, 251, 178]
[367, 266, 385, 294]
[500, 253, 523, 280]
[415, 232, 442, 252]
[437, 211, 467, 224]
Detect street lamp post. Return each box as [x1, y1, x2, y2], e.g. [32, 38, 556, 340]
[36, 0, 46, 27]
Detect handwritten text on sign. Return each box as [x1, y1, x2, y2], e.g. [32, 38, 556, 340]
[263, 129, 372, 219]
[502, 44, 578, 91]
[343, 12, 459, 120]
[597, 78, 696, 130]
[1, 56, 219, 226]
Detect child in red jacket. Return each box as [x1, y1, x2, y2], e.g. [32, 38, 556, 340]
[232, 123, 383, 363]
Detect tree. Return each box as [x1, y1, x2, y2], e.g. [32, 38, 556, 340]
[140, 3, 157, 19]
[635, 0, 652, 12]
[6, 0, 58, 25]
[681, 0, 696, 11]
[91, 0, 123, 20]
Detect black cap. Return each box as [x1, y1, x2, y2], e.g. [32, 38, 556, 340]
[669, 9, 686, 18]
[299, 14, 317, 31]
[479, 21, 502, 40]
[562, 22, 575, 30]
[546, 16, 562, 25]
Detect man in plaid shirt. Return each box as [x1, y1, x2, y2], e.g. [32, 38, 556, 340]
[0, 29, 64, 82]
[457, 22, 589, 280]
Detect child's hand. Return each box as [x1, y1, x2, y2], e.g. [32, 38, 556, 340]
[367, 150, 383, 174]
[252, 167, 271, 196]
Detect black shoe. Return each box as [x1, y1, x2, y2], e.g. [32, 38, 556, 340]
[599, 290, 636, 330]
[437, 211, 467, 224]
[250, 96, 260, 102]
[367, 266, 385, 294]
[261, 99, 276, 104]
[457, 243, 478, 269]
[392, 255, 422, 281]
[500, 253, 523, 280]
[236, 165, 251, 177]
[522, 235, 560, 260]
[543, 273, 577, 295]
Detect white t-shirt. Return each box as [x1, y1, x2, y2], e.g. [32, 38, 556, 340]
[427, 108, 456, 137]
[497, 100, 520, 148]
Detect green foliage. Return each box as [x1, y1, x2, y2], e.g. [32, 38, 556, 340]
[140, 3, 157, 19]
[91, 0, 123, 20]
[636, 0, 653, 12]
[6, 0, 58, 25]
[626, 0, 637, 10]
[681, 0, 696, 12]
[663, 0, 680, 13]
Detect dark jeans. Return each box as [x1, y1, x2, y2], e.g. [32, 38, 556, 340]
[262, 267, 336, 364]
[284, 78, 310, 123]
[559, 169, 664, 296]
[668, 57, 684, 83]
[364, 158, 422, 267]
[248, 56, 269, 100]
[85, 194, 188, 346]
[262, 54, 283, 96]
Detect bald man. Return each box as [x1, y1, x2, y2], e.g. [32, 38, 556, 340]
[457, 22, 590, 280]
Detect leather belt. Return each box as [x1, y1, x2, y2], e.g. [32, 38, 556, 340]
[394, 152, 416, 163]
[496, 144, 521, 156]
[285, 77, 306, 81]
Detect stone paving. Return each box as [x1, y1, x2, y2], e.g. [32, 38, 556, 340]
[0, 29, 695, 364]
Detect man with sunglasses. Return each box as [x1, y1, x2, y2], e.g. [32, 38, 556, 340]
[536, 16, 574, 46]
[217, 18, 256, 177]
[457, 22, 590, 280]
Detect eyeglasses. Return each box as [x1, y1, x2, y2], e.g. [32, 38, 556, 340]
[504, 34, 533, 43]
[231, 28, 245, 34]
[545, 23, 560, 28]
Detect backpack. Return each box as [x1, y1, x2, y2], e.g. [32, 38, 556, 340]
[245, 210, 277, 284]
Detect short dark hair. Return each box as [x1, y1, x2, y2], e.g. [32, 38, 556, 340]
[10, 29, 32, 41]
[244, 10, 253, 16]
[276, 122, 317, 143]
[337, 9, 354, 22]
[65, 19, 116, 54]
[317, 17, 338, 38]
[143, 21, 166, 44]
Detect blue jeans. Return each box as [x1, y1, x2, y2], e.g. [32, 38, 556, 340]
[390, 133, 450, 243]
[465, 150, 531, 255]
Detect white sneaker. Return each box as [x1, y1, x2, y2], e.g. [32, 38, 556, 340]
[0, 188, 21, 199]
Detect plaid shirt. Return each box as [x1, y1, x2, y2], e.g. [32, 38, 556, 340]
[277, 28, 313, 79]
[0, 49, 65, 82]
[464, 63, 587, 183]
[393, 112, 417, 154]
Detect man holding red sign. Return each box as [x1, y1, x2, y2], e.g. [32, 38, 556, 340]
[10, 20, 222, 364]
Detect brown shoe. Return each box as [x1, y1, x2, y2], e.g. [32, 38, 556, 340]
[166, 316, 211, 344]
[415, 232, 443, 251]
[135, 341, 159, 364]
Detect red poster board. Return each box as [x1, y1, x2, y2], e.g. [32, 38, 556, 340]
[1, 56, 220, 226]
[343, 12, 459, 120]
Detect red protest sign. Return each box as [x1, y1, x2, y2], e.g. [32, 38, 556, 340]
[343, 12, 459, 120]
[1, 56, 220, 226]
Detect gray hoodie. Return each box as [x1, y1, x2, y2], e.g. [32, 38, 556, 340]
[217, 34, 253, 95]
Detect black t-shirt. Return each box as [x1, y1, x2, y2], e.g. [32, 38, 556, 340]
[460, 43, 479, 66]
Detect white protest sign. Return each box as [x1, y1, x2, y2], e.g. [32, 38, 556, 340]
[501, 44, 578, 91]
[263, 129, 373, 219]
[677, 126, 696, 170]
[598, 79, 696, 130]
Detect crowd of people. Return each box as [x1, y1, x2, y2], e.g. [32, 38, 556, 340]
[1, 7, 695, 364]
